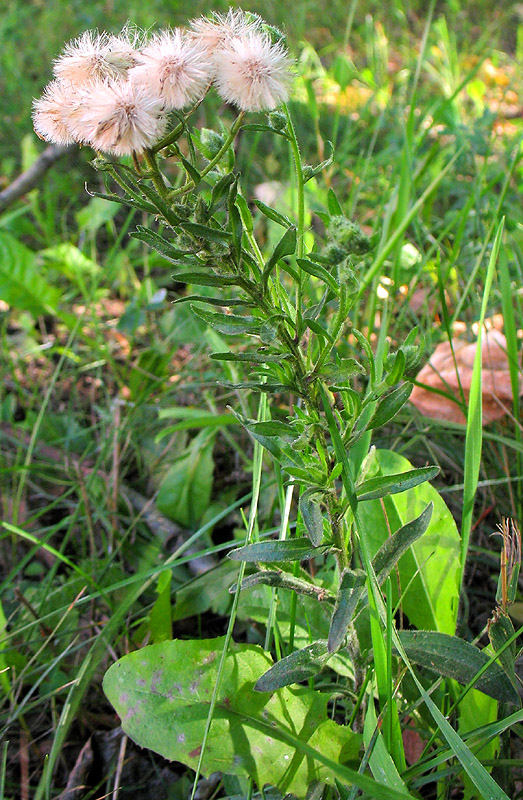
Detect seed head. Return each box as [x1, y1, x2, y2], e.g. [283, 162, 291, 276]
[54, 29, 138, 85]
[213, 30, 293, 111]
[130, 29, 211, 110]
[32, 80, 85, 145]
[189, 9, 258, 58]
[75, 80, 168, 155]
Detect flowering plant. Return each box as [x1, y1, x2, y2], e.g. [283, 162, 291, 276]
[33, 10, 519, 798]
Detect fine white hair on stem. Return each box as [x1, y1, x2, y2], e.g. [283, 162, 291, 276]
[189, 9, 259, 58]
[32, 80, 85, 145]
[75, 80, 168, 155]
[53, 29, 138, 85]
[130, 29, 212, 110]
[213, 30, 293, 112]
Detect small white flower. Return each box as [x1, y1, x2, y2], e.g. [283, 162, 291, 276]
[54, 29, 138, 85]
[32, 80, 85, 145]
[189, 9, 258, 58]
[75, 80, 168, 155]
[213, 31, 293, 111]
[130, 29, 211, 110]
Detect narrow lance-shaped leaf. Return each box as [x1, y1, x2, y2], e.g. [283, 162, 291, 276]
[255, 640, 331, 692]
[299, 489, 325, 546]
[369, 383, 413, 430]
[397, 630, 519, 705]
[328, 570, 367, 653]
[228, 538, 330, 563]
[261, 226, 297, 284]
[356, 466, 439, 502]
[131, 226, 196, 263]
[231, 570, 334, 600]
[331, 504, 434, 648]
[191, 305, 261, 336]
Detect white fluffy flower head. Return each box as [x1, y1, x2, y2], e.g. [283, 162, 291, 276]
[213, 30, 293, 111]
[54, 29, 138, 85]
[76, 80, 168, 155]
[32, 80, 85, 145]
[189, 9, 258, 57]
[130, 29, 212, 110]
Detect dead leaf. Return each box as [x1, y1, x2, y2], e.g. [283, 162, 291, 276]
[410, 328, 522, 424]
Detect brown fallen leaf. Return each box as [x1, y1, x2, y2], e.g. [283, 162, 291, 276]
[410, 329, 522, 424]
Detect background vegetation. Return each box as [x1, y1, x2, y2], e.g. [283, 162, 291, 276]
[1, 0, 523, 797]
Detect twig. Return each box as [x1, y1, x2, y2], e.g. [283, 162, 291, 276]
[0, 143, 74, 214]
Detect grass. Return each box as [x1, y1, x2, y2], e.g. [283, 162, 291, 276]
[1, 0, 523, 798]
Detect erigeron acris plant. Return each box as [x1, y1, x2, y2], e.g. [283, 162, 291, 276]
[34, 10, 519, 798]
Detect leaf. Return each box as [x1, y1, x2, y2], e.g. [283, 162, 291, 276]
[103, 637, 362, 797]
[149, 570, 172, 643]
[131, 226, 196, 263]
[156, 431, 215, 528]
[191, 306, 261, 336]
[299, 490, 324, 546]
[232, 570, 333, 601]
[488, 608, 518, 693]
[327, 188, 343, 217]
[210, 352, 289, 364]
[328, 569, 367, 653]
[253, 199, 293, 229]
[174, 272, 240, 287]
[0, 232, 60, 315]
[357, 450, 460, 635]
[228, 538, 329, 563]
[356, 466, 439, 501]
[262, 226, 297, 284]
[296, 259, 339, 294]
[398, 630, 519, 704]
[369, 384, 413, 430]
[255, 641, 331, 691]
[182, 221, 233, 244]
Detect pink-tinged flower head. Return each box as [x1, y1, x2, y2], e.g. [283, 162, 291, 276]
[213, 31, 293, 111]
[32, 80, 85, 145]
[189, 9, 258, 57]
[130, 29, 212, 110]
[53, 29, 138, 85]
[75, 80, 168, 155]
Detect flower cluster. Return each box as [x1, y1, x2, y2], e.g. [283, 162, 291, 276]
[32, 10, 293, 156]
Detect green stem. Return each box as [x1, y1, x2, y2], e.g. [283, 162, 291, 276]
[152, 121, 184, 153]
[143, 148, 168, 198]
[283, 104, 306, 330]
[170, 112, 245, 199]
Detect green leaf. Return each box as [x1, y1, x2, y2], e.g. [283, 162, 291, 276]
[228, 538, 329, 563]
[299, 489, 324, 546]
[86, 187, 157, 214]
[253, 199, 293, 228]
[131, 226, 196, 263]
[255, 641, 331, 691]
[0, 232, 60, 315]
[302, 142, 334, 183]
[210, 351, 289, 363]
[368, 383, 413, 430]
[488, 608, 518, 692]
[191, 306, 261, 336]
[149, 570, 172, 643]
[182, 221, 233, 244]
[327, 188, 343, 217]
[174, 272, 240, 287]
[262, 226, 297, 284]
[296, 259, 339, 294]
[157, 431, 214, 528]
[357, 450, 460, 634]
[356, 466, 439, 501]
[180, 155, 202, 187]
[103, 637, 363, 798]
[328, 569, 367, 653]
[398, 630, 519, 704]
[233, 570, 333, 601]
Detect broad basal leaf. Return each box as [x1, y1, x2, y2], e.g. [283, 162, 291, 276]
[0, 232, 60, 315]
[103, 637, 361, 796]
